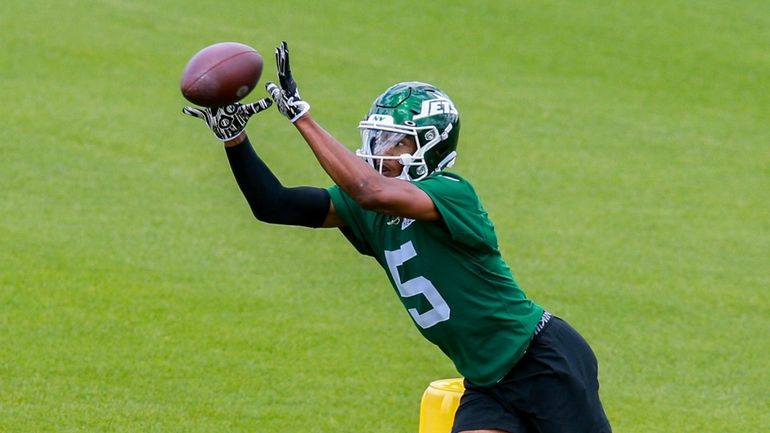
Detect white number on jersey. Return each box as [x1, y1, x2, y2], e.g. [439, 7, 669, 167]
[384, 241, 451, 329]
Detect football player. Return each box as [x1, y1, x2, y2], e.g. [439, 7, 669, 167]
[183, 41, 612, 433]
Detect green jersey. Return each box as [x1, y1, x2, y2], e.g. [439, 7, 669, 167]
[327, 172, 544, 386]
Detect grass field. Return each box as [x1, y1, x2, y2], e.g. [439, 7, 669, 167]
[1, 1, 768, 432]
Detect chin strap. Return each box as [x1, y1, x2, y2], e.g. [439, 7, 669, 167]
[398, 154, 415, 180]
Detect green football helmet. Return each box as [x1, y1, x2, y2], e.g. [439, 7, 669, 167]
[357, 82, 460, 180]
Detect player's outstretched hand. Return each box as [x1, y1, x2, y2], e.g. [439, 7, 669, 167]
[266, 41, 310, 123]
[182, 98, 272, 141]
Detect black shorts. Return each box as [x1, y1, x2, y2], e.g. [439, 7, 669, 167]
[451, 316, 612, 433]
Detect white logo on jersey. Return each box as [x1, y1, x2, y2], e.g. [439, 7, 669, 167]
[386, 216, 401, 226]
[386, 216, 414, 229]
[412, 98, 458, 120]
[401, 218, 415, 230]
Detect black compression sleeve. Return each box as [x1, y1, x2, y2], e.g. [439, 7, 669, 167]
[225, 138, 330, 228]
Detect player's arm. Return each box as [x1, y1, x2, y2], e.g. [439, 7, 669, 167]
[293, 115, 439, 221]
[224, 133, 345, 228]
[181, 98, 345, 228]
[265, 41, 439, 221]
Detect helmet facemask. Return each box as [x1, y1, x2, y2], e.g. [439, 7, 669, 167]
[357, 123, 434, 180]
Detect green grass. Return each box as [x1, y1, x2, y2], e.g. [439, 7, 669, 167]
[1, 0, 768, 432]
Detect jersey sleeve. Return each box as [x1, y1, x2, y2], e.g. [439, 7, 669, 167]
[327, 185, 375, 257]
[413, 173, 498, 251]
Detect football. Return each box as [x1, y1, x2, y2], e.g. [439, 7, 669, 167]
[180, 42, 263, 107]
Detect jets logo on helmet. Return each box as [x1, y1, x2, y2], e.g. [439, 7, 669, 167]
[413, 98, 458, 120]
[357, 82, 461, 181]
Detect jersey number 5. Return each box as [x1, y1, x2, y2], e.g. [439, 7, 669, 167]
[384, 241, 451, 329]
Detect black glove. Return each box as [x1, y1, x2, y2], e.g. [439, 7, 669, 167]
[182, 98, 272, 141]
[265, 41, 310, 123]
